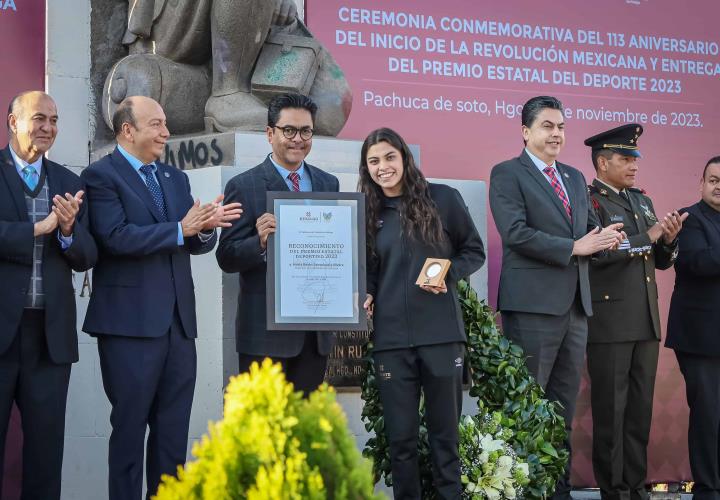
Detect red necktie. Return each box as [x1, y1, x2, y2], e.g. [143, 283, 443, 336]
[543, 166, 572, 220]
[288, 172, 300, 192]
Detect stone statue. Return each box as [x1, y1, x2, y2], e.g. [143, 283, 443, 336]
[102, 0, 352, 135]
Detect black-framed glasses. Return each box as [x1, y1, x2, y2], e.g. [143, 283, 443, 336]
[275, 125, 314, 141]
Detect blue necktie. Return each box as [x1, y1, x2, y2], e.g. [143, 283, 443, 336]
[22, 165, 39, 190]
[139, 164, 168, 221]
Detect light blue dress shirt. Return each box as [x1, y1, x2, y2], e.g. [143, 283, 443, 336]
[9, 146, 73, 249]
[269, 154, 313, 192]
[525, 148, 570, 200]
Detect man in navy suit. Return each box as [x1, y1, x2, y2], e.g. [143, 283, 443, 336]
[81, 96, 241, 500]
[216, 93, 339, 395]
[666, 157, 720, 500]
[0, 91, 97, 499]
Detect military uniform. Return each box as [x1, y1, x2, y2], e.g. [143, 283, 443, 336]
[584, 125, 678, 500]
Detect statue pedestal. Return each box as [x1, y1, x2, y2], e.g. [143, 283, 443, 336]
[65, 132, 487, 498]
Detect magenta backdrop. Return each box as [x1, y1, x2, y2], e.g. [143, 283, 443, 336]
[0, 2, 46, 499]
[307, 0, 720, 485]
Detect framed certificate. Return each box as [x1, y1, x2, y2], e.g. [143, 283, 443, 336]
[266, 192, 367, 331]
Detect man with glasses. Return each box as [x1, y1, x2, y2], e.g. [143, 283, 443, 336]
[216, 93, 339, 395]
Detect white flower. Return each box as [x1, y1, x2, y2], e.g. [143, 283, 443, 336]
[517, 462, 529, 478]
[504, 485, 517, 498]
[483, 486, 501, 500]
[479, 451, 490, 464]
[479, 434, 503, 452]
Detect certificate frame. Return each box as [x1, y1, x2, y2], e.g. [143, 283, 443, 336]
[266, 191, 367, 331]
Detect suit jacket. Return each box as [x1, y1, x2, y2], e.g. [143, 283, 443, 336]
[587, 180, 677, 343]
[216, 157, 339, 357]
[489, 150, 599, 316]
[81, 148, 216, 338]
[0, 146, 97, 363]
[665, 201, 720, 356]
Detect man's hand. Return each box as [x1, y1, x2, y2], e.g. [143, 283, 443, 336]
[201, 194, 243, 231]
[363, 294, 374, 319]
[272, 0, 297, 26]
[647, 222, 664, 243]
[572, 223, 625, 256]
[419, 279, 448, 295]
[34, 211, 59, 237]
[256, 213, 277, 250]
[52, 190, 84, 237]
[661, 211, 689, 244]
[181, 199, 215, 237]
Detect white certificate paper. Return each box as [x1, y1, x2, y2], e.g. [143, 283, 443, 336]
[278, 204, 354, 318]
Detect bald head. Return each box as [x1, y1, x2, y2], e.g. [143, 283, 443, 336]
[113, 96, 169, 164]
[7, 91, 58, 163]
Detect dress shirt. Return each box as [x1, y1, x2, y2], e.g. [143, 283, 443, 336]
[269, 154, 313, 192]
[525, 148, 570, 200]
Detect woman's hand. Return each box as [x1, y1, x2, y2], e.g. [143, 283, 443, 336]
[363, 294, 375, 318]
[419, 280, 448, 295]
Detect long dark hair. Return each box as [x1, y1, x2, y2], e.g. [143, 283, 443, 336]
[358, 128, 445, 254]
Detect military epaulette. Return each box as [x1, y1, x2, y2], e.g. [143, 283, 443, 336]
[588, 185, 609, 196]
[628, 187, 647, 195]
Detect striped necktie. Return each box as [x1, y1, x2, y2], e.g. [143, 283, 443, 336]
[543, 166, 572, 220]
[288, 172, 300, 192]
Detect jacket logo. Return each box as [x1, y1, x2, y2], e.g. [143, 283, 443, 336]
[610, 214, 624, 223]
[455, 357, 463, 367]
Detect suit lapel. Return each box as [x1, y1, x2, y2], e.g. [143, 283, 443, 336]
[44, 158, 65, 204]
[0, 147, 30, 221]
[111, 148, 164, 222]
[520, 151, 571, 227]
[263, 156, 290, 192]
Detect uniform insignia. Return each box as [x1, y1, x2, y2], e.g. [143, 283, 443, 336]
[376, 219, 384, 228]
[591, 197, 600, 210]
[610, 214, 623, 223]
[563, 172, 570, 179]
[600, 188, 608, 195]
[640, 203, 657, 222]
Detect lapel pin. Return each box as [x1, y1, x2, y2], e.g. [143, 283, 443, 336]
[563, 172, 569, 178]
[164, 172, 170, 178]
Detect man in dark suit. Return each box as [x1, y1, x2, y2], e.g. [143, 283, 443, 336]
[666, 156, 720, 500]
[81, 95, 241, 500]
[0, 90, 97, 499]
[489, 96, 624, 500]
[584, 124, 685, 500]
[216, 93, 339, 395]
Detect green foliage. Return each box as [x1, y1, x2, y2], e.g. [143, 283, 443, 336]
[361, 281, 568, 499]
[155, 359, 384, 500]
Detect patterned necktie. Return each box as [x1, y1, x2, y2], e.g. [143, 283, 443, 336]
[139, 164, 168, 221]
[287, 172, 301, 192]
[543, 166, 572, 220]
[22, 165, 39, 190]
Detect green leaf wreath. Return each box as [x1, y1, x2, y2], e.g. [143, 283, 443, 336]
[360, 280, 569, 499]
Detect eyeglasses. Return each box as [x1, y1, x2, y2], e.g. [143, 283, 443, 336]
[274, 125, 314, 141]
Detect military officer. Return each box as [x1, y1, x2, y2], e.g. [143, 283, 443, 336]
[584, 124, 687, 500]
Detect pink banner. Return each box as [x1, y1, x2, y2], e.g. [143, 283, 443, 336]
[0, 1, 46, 498]
[307, 0, 720, 485]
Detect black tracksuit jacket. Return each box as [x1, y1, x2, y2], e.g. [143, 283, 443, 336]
[367, 183, 486, 352]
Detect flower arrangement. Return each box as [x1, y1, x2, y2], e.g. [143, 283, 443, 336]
[154, 359, 384, 500]
[459, 414, 529, 499]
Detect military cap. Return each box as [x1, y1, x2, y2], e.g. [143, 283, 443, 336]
[584, 123, 643, 158]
